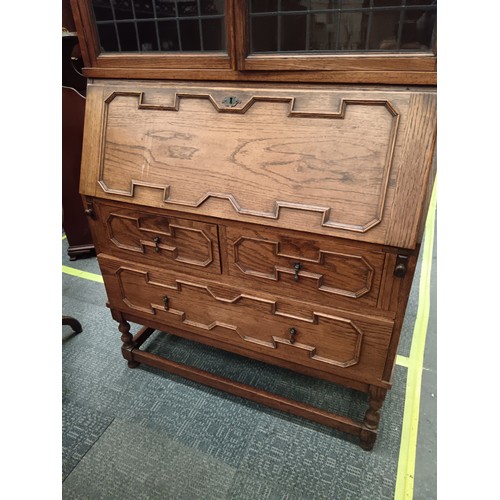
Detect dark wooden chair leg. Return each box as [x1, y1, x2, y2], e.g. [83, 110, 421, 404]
[360, 385, 387, 451]
[62, 315, 82, 334]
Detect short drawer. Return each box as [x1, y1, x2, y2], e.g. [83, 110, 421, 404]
[100, 256, 394, 384]
[92, 200, 221, 274]
[224, 224, 385, 310]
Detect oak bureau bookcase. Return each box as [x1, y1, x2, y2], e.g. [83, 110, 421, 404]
[71, 0, 437, 450]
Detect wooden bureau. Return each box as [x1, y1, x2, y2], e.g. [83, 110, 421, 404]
[79, 78, 436, 450]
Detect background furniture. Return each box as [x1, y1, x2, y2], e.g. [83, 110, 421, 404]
[62, 30, 95, 260]
[62, 315, 83, 334]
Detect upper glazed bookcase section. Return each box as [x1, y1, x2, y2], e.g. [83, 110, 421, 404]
[80, 80, 436, 249]
[72, 1, 436, 83]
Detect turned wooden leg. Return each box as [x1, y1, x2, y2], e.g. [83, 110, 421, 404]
[118, 319, 140, 368]
[360, 385, 387, 451]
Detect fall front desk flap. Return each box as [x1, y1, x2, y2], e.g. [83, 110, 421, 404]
[80, 80, 436, 250]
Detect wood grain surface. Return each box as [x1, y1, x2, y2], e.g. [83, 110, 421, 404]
[77, 72, 436, 448]
[92, 199, 221, 275]
[225, 224, 385, 309]
[80, 80, 436, 249]
[100, 254, 394, 385]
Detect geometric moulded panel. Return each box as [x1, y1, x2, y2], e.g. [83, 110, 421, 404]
[106, 212, 214, 267]
[115, 266, 364, 369]
[233, 235, 375, 298]
[98, 90, 399, 235]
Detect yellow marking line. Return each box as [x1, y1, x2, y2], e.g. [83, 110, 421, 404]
[394, 180, 437, 500]
[62, 265, 103, 283]
[396, 354, 410, 368]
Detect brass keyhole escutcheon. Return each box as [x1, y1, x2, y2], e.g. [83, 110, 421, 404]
[293, 262, 302, 282]
[289, 327, 297, 344]
[222, 96, 241, 107]
[153, 236, 161, 252]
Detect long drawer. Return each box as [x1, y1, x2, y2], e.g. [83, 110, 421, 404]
[100, 255, 395, 385]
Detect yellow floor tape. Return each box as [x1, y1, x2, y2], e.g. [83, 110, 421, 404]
[396, 354, 410, 368]
[394, 180, 437, 499]
[62, 265, 103, 283]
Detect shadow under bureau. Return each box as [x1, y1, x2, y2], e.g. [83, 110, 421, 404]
[80, 79, 436, 450]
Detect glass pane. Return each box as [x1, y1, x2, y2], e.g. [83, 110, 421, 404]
[281, 14, 308, 51]
[112, 0, 135, 20]
[155, 0, 176, 17]
[368, 10, 401, 50]
[96, 23, 119, 51]
[133, 0, 154, 19]
[138, 21, 159, 50]
[251, 15, 278, 52]
[373, 0, 404, 6]
[309, 11, 340, 51]
[179, 19, 201, 50]
[251, 0, 278, 13]
[91, 0, 226, 52]
[249, 0, 436, 53]
[117, 22, 138, 50]
[401, 8, 436, 50]
[338, 12, 364, 51]
[93, 0, 113, 21]
[158, 20, 180, 50]
[201, 0, 225, 15]
[177, 0, 199, 17]
[202, 17, 226, 51]
[281, 0, 309, 12]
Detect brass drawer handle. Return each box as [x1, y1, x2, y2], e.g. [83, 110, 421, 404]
[84, 200, 95, 219]
[293, 262, 302, 282]
[394, 254, 408, 278]
[163, 296, 169, 310]
[153, 236, 161, 252]
[289, 327, 297, 344]
[84, 207, 95, 219]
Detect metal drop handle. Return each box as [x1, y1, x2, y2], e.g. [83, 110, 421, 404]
[293, 262, 302, 282]
[289, 327, 297, 344]
[153, 236, 161, 252]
